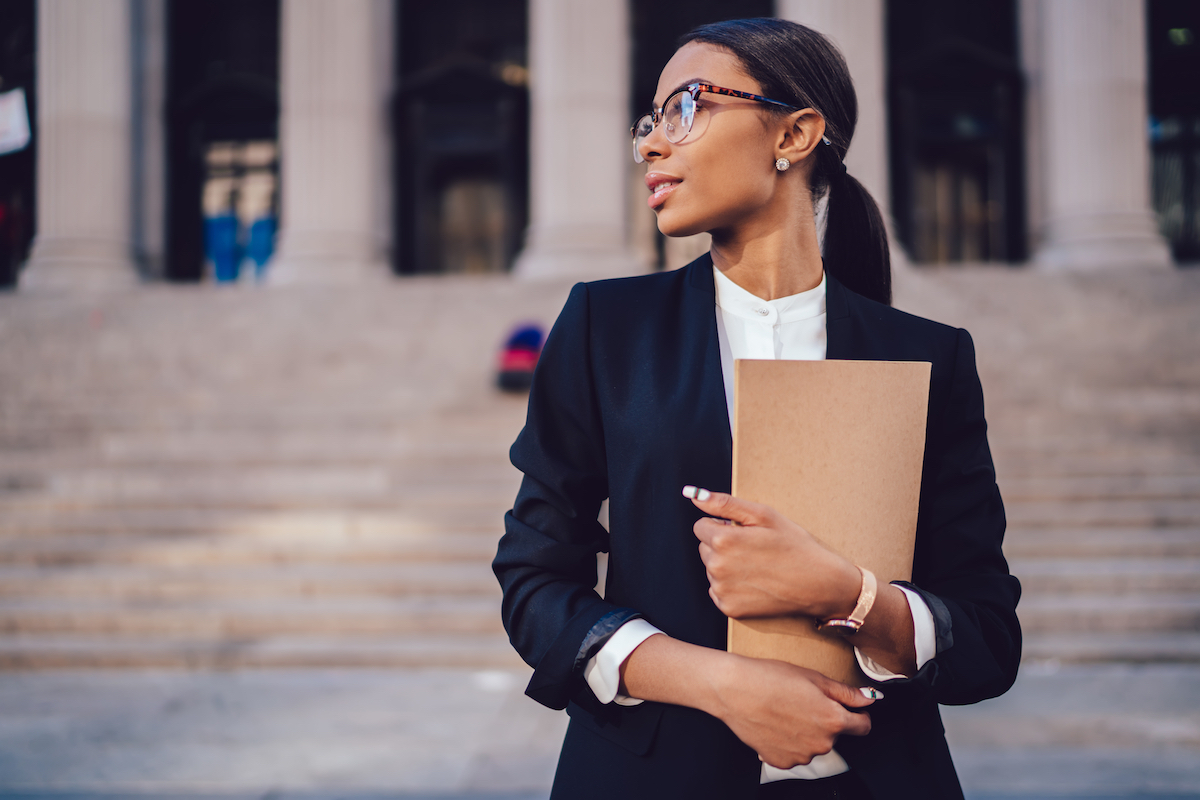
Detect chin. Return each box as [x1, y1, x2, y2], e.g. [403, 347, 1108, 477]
[655, 209, 710, 239]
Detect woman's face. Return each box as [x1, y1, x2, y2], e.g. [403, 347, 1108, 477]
[639, 42, 791, 239]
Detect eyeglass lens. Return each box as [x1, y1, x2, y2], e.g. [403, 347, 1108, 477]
[632, 88, 696, 163]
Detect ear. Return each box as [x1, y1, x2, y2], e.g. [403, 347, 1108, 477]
[776, 108, 826, 168]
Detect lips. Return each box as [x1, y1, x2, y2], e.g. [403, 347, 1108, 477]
[645, 172, 681, 209]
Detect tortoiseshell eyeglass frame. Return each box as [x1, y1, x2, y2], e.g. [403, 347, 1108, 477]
[631, 83, 797, 163]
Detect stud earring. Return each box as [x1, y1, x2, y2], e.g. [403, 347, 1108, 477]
[775, 157, 791, 172]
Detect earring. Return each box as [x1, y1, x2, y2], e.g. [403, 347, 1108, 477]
[822, 135, 832, 146]
[775, 157, 791, 172]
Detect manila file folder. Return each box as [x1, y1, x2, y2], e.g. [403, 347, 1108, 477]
[728, 359, 931, 685]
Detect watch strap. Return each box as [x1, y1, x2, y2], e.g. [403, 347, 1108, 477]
[817, 566, 877, 635]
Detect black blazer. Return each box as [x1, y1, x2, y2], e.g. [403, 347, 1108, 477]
[493, 254, 1021, 799]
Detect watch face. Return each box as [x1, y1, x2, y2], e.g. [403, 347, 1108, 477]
[816, 619, 860, 637]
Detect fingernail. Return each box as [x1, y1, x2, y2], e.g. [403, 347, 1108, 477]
[682, 485, 698, 499]
[859, 687, 883, 700]
[697, 488, 711, 501]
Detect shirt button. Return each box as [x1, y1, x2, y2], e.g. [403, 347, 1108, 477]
[755, 307, 769, 316]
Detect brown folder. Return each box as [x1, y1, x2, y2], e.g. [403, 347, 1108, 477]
[728, 359, 931, 685]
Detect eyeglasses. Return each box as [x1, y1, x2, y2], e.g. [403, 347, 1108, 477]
[631, 83, 797, 163]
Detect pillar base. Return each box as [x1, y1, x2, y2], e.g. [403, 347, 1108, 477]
[514, 245, 646, 282]
[514, 222, 647, 281]
[1034, 211, 1174, 271]
[20, 238, 139, 291]
[266, 257, 391, 286]
[268, 232, 391, 285]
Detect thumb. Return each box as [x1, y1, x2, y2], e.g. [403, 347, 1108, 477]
[682, 486, 768, 527]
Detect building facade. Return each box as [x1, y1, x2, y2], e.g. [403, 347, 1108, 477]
[9, 0, 1196, 291]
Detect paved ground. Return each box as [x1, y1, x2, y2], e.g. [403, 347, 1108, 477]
[0, 664, 1197, 798]
[0, 263, 1198, 798]
[0, 663, 1197, 799]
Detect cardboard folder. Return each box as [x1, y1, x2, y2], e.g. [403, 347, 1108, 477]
[728, 359, 931, 685]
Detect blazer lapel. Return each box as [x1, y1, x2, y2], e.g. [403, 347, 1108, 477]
[825, 271, 859, 361]
[683, 254, 734, 473]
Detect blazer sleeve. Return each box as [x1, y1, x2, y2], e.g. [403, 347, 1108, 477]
[876, 328, 1022, 707]
[492, 282, 641, 710]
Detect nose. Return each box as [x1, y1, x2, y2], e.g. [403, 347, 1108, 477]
[637, 121, 669, 163]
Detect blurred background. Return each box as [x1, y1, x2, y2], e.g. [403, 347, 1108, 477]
[1, 0, 1197, 286]
[0, 1, 1197, 799]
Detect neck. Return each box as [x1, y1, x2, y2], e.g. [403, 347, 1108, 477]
[710, 226, 823, 302]
[708, 188, 824, 301]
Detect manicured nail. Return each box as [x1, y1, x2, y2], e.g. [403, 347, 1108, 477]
[682, 485, 698, 499]
[697, 488, 711, 501]
[859, 687, 883, 700]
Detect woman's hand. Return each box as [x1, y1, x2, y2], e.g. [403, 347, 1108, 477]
[685, 486, 919, 676]
[686, 487, 860, 621]
[618, 635, 875, 769]
[713, 655, 874, 769]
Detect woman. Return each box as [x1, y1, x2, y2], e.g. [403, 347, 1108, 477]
[493, 18, 1020, 800]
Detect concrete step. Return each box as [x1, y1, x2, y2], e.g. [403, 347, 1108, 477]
[0, 595, 505, 637]
[0, 532, 502, 567]
[10, 464, 519, 494]
[1022, 632, 1200, 664]
[993, 451, 1200, 478]
[1017, 593, 1200, 633]
[1011, 558, 1200, 593]
[0, 419, 527, 468]
[1005, 498, 1200, 527]
[1004, 527, 1200, 558]
[0, 507, 505, 536]
[0, 494, 511, 520]
[2, 404, 516, 426]
[0, 452, 518, 477]
[1001, 474, 1200, 501]
[0, 563, 501, 601]
[0, 632, 525, 669]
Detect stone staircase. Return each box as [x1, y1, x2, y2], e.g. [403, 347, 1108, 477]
[1001, 457, 1200, 663]
[0, 278, 571, 669]
[0, 266, 1197, 670]
[894, 265, 1200, 667]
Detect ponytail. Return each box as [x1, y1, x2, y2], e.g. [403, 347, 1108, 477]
[680, 18, 893, 306]
[821, 156, 892, 306]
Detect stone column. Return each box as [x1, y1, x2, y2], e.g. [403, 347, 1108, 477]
[22, 0, 138, 290]
[775, 0, 906, 264]
[132, 0, 167, 279]
[271, 0, 393, 284]
[515, 0, 641, 280]
[1028, 0, 1172, 269]
[776, 1, 888, 215]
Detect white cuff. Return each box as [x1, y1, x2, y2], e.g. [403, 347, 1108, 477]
[854, 584, 937, 681]
[583, 618, 664, 706]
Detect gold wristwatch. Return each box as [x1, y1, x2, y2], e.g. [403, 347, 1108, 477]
[816, 566, 877, 636]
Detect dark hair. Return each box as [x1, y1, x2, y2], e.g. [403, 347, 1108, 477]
[680, 18, 892, 305]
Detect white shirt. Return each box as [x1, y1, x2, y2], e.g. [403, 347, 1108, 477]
[584, 266, 937, 783]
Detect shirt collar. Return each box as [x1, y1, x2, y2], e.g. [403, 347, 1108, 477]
[712, 265, 826, 323]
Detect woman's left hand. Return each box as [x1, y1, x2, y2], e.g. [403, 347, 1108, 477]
[686, 487, 861, 620]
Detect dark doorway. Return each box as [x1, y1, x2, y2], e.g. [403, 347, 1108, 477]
[1149, 0, 1200, 264]
[0, 0, 35, 288]
[630, 0, 773, 122]
[394, 0, 528, 275]
[631, 0, 772, 270]
[888, 0, 1025, 264]
[165, 0, 279, 282]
